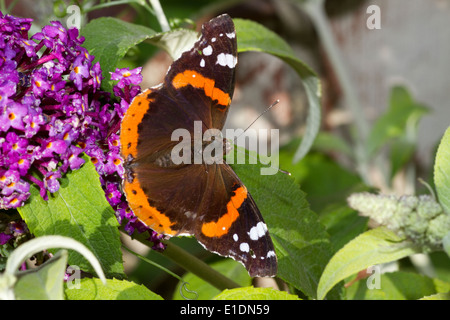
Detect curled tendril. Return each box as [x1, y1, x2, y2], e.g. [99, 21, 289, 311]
[179, 282, 198, 300]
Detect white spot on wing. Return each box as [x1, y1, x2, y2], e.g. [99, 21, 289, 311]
[233, 234, 239, 241]
[240, 242, 249, 252]
[216, 53, 237, 69]
[249, 222, 267, 240]
[200, 58, 205, 67]
[226, 32, 235, 39]
[203, 45, 213, 56]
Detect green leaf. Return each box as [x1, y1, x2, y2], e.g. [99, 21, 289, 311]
[81, 17, 157, 92]
[434, 126, 450, 214]
[65, 278, 163, 300]
[144, 28, 198, 60]
[279, 151, 363, 213]
[345, 271, 446, 300]
[420, 292, 450, 300]
[13, 250, 68, 300]
[173, 259, 251, 300]
[234, 18, 321, 163]
[319, 205, 368, 253]
[429, 252, 450, 283]
[367, 86, 428, 156]
[4, 235, 106, 283]
[444, 232, 450, 258]
[213, 286, 301, 300]
[18, 157, 124, 278]
[81, 17, 199, 92]
[389, 137, 416, 178]
[317, 227, 421, 300]
[230, 147, 335, 299]
[312, 132, 353, 157]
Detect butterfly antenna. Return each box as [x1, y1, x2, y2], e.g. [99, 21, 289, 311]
[233, 99, 280, 145]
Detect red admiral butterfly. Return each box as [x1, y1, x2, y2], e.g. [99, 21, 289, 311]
[120, 14, 277, 277]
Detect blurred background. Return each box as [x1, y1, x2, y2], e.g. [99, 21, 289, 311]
[6, 0, 450, 298]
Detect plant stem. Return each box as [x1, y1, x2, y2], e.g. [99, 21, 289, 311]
[147, 0, 170, 32]
[302, 0, 371, 185]
[129, 229, 240, 291]
[83, 0, 151, 14]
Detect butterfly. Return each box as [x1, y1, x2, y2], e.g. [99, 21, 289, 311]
[119, 14, 277, 277]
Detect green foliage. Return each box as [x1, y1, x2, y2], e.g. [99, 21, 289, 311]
[346, 271, 450, 300]
[434, 127, 450, 214]
[0, 236, 107, 300]
[213, 286, 302, 300]
[81, 18, 157, 92]
[234, 18, 322, 163]
[317, 227, 421, 300]
[13, 250, 69, 300]
[65, 278, 163, 300]
[2, 0, 449, 301]
[173, 259, 251, 300]
[367, 86, 429, 178]
[18, 156, 124, 278]
[231, 147, 335, 299]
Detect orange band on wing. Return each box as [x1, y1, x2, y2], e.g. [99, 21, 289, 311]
[120, 89, 153, 159]
[201, 186, 247, 238]
[172, 70, 231, 107]
[124, 178, 177, 236]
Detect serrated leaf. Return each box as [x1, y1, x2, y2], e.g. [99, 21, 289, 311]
[81, 17, 199, 92]
[144, 28, 198, 60]
[64, 278, 163, 300]
[18, 157, 124, 278]
[230, 147, 335, 299]
[13, 250, 68, 300]
[81, 17, 157, 92]
[213, 286, 301, 300]
[173, 259, 251, 300]
[317, 227, 421, 300]
[234, 18, 321, 163]
[434, 127, 450, 214]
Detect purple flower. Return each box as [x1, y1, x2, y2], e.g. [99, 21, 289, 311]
[110, 67, 142, 89]
[44, 171, 61, 193]
[0, 12, 165, 253]
[0, 102, 28, 131]
[69, 54, 91, 90]
[9, 220, 28, 234]
[0, 232, 13, 245]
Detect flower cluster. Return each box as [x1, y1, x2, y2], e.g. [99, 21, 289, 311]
[0, 12, 104, 207]
[96, 67, 165, 251]
[0, 12, 164, 252]
[348, 192, 450, 251]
